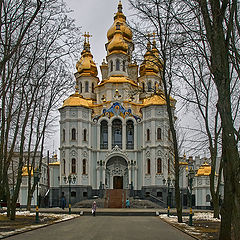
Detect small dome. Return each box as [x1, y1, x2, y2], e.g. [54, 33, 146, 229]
[62, 92, 92, 108]
[107, 26, 128, 54]
[107, 1, 132, 42]
[76, 41, 98, 77]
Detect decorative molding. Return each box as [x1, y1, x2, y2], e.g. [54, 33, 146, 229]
[105, 145, 129, 161]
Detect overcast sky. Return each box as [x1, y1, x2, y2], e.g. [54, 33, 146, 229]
[66, 0, 132, 71]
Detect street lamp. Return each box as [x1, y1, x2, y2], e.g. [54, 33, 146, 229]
[34, 167, 41, 223]
[188, 168, 195, 226]
[163, 177, 171, 217]
[63, 175, 76, 214]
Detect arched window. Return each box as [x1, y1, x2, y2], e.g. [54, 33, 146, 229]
[92, 83, 94, 93]
[147, 81, 152, 92]
[147, 159, 151, 174]
[79, 82, 82, 93]
[147, 129, 150, 141]
[116, 59, 120, 71]
[206, 194, 211, 202]
[157, 158, 162, 174]
[82, 159, 87, 174]
[157, 128, 162, 140]
[126, 120, 134, 149]
[63, 159, 66, 174]
[83, 129, 87, 141]
[63, 129, 65, 142]
[85, 81, 89, 92]
[72, 128, 76, 140]
[123, 60, 126, 71]
[72, 158, 76, 174]
[100, 120, 108, 149]
[110, 60, 113, 71]
[112, 119, 122, 148]
[142, 82, 145, 92]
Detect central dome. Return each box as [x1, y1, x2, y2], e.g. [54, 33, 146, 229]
[107, 1, 132, 42]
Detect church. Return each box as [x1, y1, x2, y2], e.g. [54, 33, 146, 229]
[58, 1, 176, 205]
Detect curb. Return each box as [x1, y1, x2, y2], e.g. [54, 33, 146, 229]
[0, 214, 80, 239]
[159, 217, 200, 240]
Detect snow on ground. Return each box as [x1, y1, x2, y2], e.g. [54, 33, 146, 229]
[0, 211, 79, 239]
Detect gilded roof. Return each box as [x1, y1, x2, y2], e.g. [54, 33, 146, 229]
[107, 1, 132, 42]
[196, 162, 212, 176]
[22, 166, 33, 176]
[62, 91, 92, 108]
[95, 76, 138, 87]
[49, 161, 60, 166]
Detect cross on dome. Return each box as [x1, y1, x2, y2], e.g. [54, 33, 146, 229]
[83, 32, 92, 43]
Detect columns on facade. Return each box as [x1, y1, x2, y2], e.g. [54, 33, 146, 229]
[97, 122, 101, 150]
[108, 123, 111, 150]
[134, 166, 138, 190]
[128, 165, 131, 186]
[102, 166, 106, 188]
[134, 123, 137, 150]
[122, 122, 126, 150]
[96, 166, 100, 189]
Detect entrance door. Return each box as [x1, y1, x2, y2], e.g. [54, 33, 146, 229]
[113, 176, 123, 189]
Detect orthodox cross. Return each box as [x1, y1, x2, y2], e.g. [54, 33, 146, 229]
[83, 32, 92, 43]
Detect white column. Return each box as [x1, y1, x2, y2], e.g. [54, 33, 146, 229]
[128, 166, 131, 185]
[134, 123, 137, 150]
[102, 166, 106, 187]
[122, 122, 126, 150]
[134, 167, 138, 190]
[96, 166, 100, 189]
[108, 123, 111, 150]
[110, 174, 113, 189]
[97, 123, 101, 150]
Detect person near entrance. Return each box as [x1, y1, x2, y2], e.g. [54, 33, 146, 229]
[92, 201, 97, 216]
[126, 198, 130, 208]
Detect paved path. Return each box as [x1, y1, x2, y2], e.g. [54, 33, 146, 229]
[5, 216, 194, 240]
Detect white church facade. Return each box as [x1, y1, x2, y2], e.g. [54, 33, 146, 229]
[57, 1, 176, 205]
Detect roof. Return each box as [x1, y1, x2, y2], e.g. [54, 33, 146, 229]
[95, 76, 138, 87]
[49, 161, 60, 166]
[62, 91, 92, 108]
[196, 162, 212, 176]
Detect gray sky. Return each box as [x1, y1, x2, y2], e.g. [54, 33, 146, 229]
[66, 0, 132, 71]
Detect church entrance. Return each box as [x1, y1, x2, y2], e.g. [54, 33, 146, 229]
[113, 176, 123, 189]
[106, 156, 128, 189]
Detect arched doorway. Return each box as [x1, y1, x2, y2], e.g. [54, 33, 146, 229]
[106, 156, 128, 189]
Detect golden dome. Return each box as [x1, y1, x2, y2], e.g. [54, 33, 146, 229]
[107, 1, 133, 42]
[62, 91, 92, 108]
[22, 166, 33, 176]
[140, 38, 163, 77]
[196, 162, 212, 176]
[76, 41, 98, 77]
[107, 25, 128, 54]
[142, 92, 175, 107]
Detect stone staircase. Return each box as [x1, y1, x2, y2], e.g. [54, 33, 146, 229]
[104, 189, 127, 208]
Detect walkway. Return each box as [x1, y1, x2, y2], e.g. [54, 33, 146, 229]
[5, 216, 195, 240]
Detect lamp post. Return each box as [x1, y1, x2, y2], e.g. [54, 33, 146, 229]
[64, 175, 76, 214]
[34, 167, 41, 223]
[188, 168, 195, 226]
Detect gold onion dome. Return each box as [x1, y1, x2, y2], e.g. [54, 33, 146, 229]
[107, 1, 133, 42]
[76, 40, 98, 77]
[107, 24, 128, 54]
[62, 88, 92, 108]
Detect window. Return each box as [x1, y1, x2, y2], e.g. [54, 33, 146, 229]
[147, 129, 150, 141]
[100, 120, 108, 149]
[157, 158, 162, 174]
[112, 119, 122, 148]
[82, 159, 87, 174]
[83, 129, 87, 141]
[72, 128, 76, 140]
[85, 81, 89, 92]
[157, 192, 163, 198]
[147, 81, 152, 92]
[142, 82, 145, 92]
[147, 159, 151, 174]
[92, 83, 94, 93]
[79, 82, 82, 93]
[110, 60, 113, 72]
[83, 192, 88, 197]
[71, 191, 76, 197]
[123, 60, 126, 71]
[116, 59, 120, 71]
[63, 159, 66, 175]
[72, 158, 76, 174]
[126, 120, 134, 149]
[157, 128, 162, 140]
[63, 129, 65, 142]
[206, 194, 211, 202]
